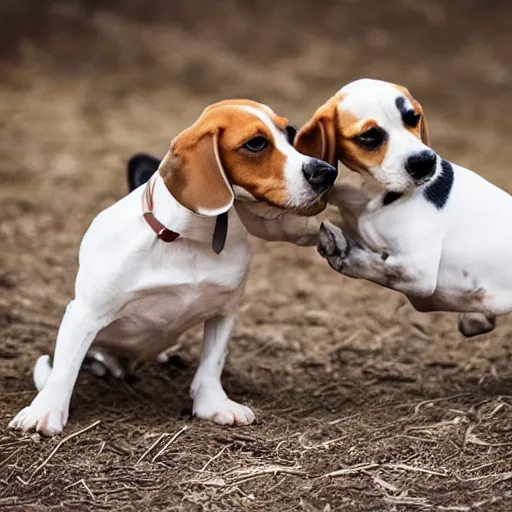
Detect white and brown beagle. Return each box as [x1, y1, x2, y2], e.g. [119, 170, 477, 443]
[296, 78, 510, 337]
[9, 99, 337, 436]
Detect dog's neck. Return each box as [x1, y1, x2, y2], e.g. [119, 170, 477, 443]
[151, 172, 230, 244]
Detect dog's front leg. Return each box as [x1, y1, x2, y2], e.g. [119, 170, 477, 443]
[9, 300, 109, 436]
[190, 314, 255, 426]
[318, 221, 439, 297]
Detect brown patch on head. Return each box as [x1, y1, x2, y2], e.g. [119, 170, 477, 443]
[205, 99, 289, 131]
[392, 83, 430, 146]
[295, 94, 342, 166]
[160, 100, 293, 214]
[296, 92, 388, 177]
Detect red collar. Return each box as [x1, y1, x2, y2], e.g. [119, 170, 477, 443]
[142, 173, 228, 253]
[142, 174, 180, 243]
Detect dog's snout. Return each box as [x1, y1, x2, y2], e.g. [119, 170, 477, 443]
[405, 150, 437, 181]
[302, 159, 338, 194]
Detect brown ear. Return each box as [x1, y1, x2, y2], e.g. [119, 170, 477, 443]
[419, 111, 430, 146]
[295, 99, 339, 167]
[159, 132, 234, 216]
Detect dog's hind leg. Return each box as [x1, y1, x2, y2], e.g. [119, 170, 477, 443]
[458, 312, 497, 337]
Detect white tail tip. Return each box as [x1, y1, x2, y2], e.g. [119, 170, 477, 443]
[33, 355, 52, 391]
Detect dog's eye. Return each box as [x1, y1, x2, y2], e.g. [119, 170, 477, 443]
[243, 137, 268, 152]
[355, 127, 386, 150]
[284, 125, 297, 144]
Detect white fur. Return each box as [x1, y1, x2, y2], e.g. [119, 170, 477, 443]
[9, 106, 326, 436]
[339, 78, 430, 193]
[319, 79, 512, 319]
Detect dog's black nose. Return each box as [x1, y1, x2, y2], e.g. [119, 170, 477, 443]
[405, 150, 437, 181]
[302, 159, 338, 194]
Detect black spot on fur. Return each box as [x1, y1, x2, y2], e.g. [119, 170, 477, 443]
[423, 160, 454, 210]
[383, 191, 403, 205]
[285, 125, 297, 144]
[395, 96, 421, 128]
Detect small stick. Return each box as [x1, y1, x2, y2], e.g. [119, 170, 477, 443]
[136, 433, 169, 465]
[0, 447, 23, 467]
[96, 441, 106, 458]
[320, 463, 379, 478]
[27, 420, 101, 483]
[384, 463, 447, 477]
[200, 444, 231, 472]
[64, 478, 96, 500]
[372, 474, 398, 493]
[151, 426, 188, 462]
[80, 479, 96, 500]
[413, 393, 470, 415]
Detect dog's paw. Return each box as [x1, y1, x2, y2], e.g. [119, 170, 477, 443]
[194, 398, 255, 426]
[9, 392, 68, 436]
[192, 382, 255, 426]
[318, 221, 350, 271]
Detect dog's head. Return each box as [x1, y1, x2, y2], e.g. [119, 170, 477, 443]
[159, 99, 338, 216]
[295, 79, 436, 194]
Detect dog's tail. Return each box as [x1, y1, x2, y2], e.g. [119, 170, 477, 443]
[127, 153, 161, 192]
[33, 355, 52, 391]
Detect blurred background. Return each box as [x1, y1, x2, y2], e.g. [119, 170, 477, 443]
[1, 1, 512, 510]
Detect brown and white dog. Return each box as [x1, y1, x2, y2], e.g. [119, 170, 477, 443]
[9, 99, 337, 436]
[296, 79, 510, 338]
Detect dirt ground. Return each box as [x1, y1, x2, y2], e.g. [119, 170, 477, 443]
[1, 0, 512, 510]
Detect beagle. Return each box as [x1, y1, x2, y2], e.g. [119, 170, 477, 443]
[9, 99, 337, 436]
[296, 79, 510, 336]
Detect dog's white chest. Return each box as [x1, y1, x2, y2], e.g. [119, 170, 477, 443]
[94, 247, 249, 360]
[90, 221, 251, 360]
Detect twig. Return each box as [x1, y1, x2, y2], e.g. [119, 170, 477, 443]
[405, 417, 463, 432]
[372, 474, 398, 493]
[321, 462, 447, 479]
[64, 478, 96, 500]
[320, 463, 379, 478]
[151, 426, 188, 462]
[485, 471, 512, 489]
[384, 463, 448, 477]
[0, 447, 23, 467]
[26, 420, 101, 483]
[413, 393, 470, 415]
[230, 465, 305, 484]
[136, 433, 169, 465]
[96, 441, 106, 458]
[200, 444, 231, 472]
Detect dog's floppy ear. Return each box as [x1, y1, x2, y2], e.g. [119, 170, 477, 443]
[159, 130, 234, 216]
[419, 111, 430, 146]
[295, 98, 339, 167]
